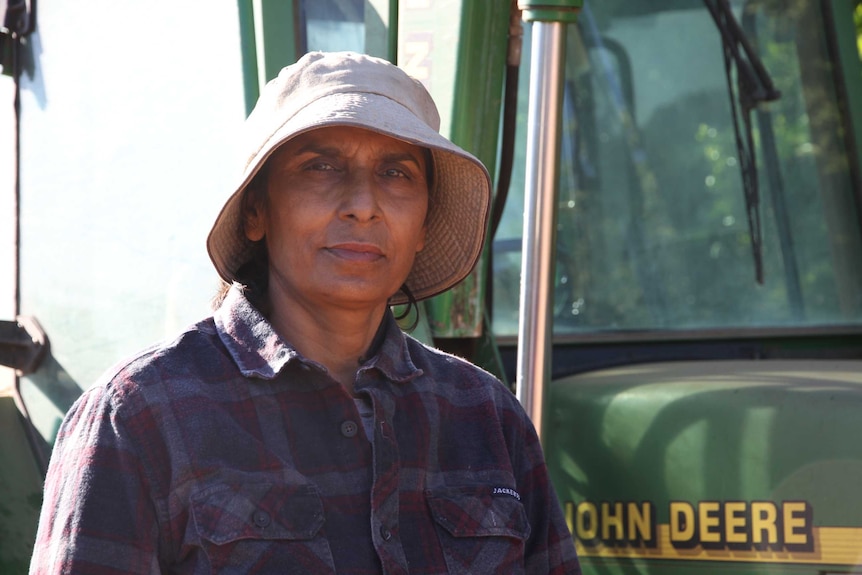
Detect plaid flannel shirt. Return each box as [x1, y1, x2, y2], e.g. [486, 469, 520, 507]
[30, 286, 580, 574]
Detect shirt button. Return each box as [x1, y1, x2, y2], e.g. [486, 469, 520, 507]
[340, 420, 358, 438]
[380, 525, 392, 541]
[252, 510, 271, 528]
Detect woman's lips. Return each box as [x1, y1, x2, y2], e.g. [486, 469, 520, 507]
[326, 243, 384, 262]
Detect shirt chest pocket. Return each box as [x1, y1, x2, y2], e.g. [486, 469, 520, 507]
[426, 486, 531, 575]
[190, 482, 335, 574]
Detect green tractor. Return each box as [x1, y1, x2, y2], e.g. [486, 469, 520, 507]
[2, 0, 861, 572]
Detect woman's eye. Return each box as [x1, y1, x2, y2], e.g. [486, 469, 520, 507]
[383, 167, 408, 178]
[306, 160, 336, 172]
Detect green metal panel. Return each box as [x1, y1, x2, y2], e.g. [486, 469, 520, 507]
[256, 0, 300, 82]
[545, 360, 862, 574]
[0, 396, 43, 573]
[423, 0, 509, 339]
[448, 0, 509, 170]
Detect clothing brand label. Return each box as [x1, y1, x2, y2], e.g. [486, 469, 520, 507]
[492, 487, 521, 501]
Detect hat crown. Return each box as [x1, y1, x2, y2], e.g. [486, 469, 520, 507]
[244, 52, 441, 171]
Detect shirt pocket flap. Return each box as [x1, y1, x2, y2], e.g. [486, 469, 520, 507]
[191, 482, 324, 545]
[426, 486, 531, 541]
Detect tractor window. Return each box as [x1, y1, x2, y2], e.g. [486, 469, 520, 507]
[301, 0, 365, 53]
[493, 0, 862, 337]
[299, 0, 390, 58]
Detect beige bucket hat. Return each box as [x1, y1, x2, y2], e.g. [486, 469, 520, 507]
[207, 51, 491, 305]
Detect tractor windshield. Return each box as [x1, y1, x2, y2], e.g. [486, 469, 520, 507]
[493, 0, 862, 337]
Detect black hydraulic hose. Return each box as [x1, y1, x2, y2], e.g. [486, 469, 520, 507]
[490, 62, 520, 239]
[490, 1, 524, 240]
[487, 5, 524, 323]
[5, 16, 50, 475]
[12, 40, 21, 317]
[12, 36, 48, 476]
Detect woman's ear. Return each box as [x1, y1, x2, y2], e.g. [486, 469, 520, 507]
[242, 178, 268, 242]
[415, 224, 427, 253]
[244, 205, 266, 242]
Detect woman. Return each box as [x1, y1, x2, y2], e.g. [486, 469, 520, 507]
[31, 51, 580, 574]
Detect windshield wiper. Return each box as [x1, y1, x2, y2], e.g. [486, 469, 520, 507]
[704, 0, 780, 284]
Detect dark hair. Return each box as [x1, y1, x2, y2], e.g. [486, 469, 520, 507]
[210, 166, 270, 311]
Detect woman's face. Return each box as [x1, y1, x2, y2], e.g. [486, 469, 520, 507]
[245, 125, 429, 313]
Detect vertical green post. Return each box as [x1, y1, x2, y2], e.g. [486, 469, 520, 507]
[388, 0, 399, 62]
[237, 0, 300, 116]
[237, 0, 260, 116]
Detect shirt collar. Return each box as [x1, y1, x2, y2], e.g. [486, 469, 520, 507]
[214, 285, 423, 384]
[214, 285, 297, 379]
[358, 311, 424, 385]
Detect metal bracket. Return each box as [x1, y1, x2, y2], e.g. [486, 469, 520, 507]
[0, 0, 35, 36]
[0, 316, 49, 375]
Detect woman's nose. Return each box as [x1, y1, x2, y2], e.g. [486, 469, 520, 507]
[339, 170, 381, 222]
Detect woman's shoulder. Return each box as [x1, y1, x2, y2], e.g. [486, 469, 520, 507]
[89, 316, 229, 408]
[404, 335, 496, 378]
[403, 334, 520, 405]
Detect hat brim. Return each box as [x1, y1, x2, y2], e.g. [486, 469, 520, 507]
[207, 91, 491, 306]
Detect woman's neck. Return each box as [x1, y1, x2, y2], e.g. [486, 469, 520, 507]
[268, 292, 388, 393]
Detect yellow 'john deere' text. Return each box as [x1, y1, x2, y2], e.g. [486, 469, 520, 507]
[667, 500, 811, 550]
[565, 500, 812, 551]
[570, 501, 657, 547]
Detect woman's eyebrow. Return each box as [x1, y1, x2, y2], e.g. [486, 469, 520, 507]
[380, 152, 423, 169]
[293, 143, 341, 157]
[293, 143, 423, 169]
